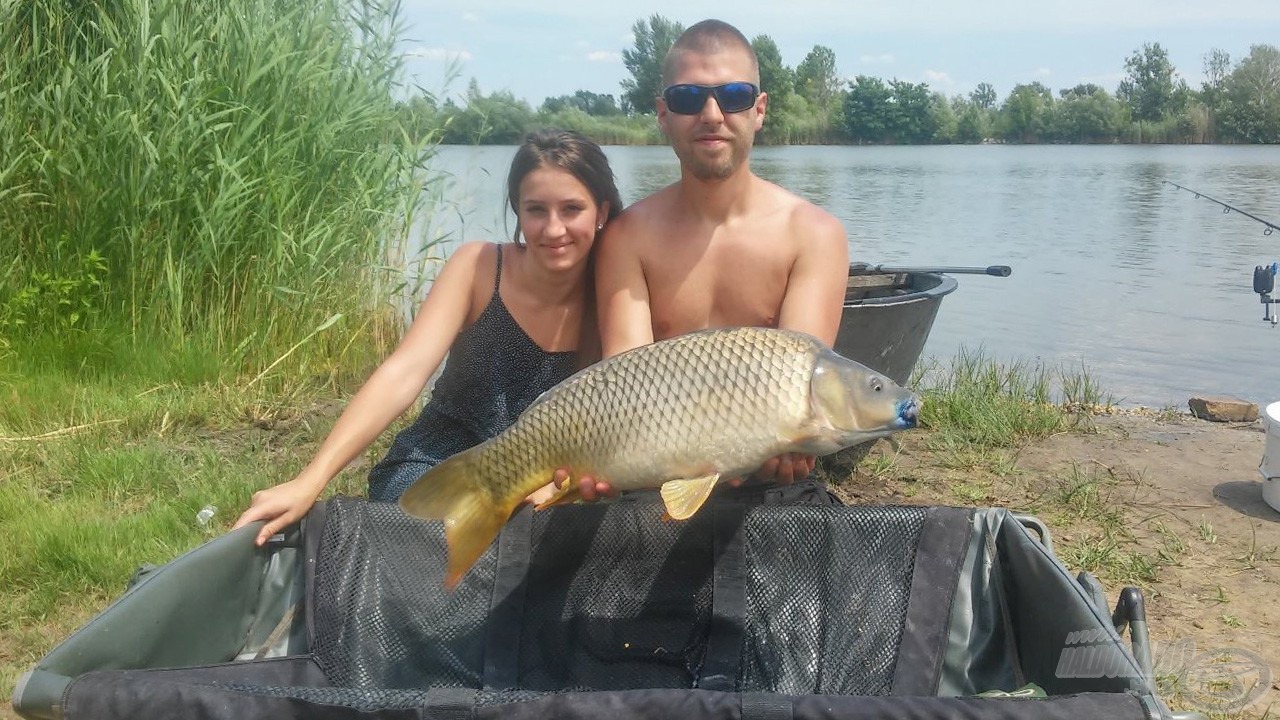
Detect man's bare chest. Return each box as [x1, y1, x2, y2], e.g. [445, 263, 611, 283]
[642, 242, 792, 339]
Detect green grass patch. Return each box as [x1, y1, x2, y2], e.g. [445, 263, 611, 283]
[0, 0, 433, 372]
[903, 349, 1106, 477]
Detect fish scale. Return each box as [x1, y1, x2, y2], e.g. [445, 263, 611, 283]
[399, 326, 919, 588]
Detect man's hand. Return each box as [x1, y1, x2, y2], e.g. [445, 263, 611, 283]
[723, 452, 816, 487]
[565, 469, 617, 502]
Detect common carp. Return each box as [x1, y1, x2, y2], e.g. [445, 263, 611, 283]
[399, 327, 920, 588]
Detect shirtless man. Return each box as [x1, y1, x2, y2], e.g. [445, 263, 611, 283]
[562, 19, 849, 501]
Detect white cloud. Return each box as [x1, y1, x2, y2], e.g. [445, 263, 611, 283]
[586, 50, 621, 63]
[461, 12, 480, 22]
[922, 69, 954, 90]
[1033, 67, 1052, 78]
[403, 47, 473, 62]
[859, 54, 895, 65]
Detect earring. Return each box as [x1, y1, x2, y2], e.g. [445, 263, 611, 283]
[596, 223, 604, 230]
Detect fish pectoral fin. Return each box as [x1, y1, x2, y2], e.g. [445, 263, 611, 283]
[659, 474, 721, 521]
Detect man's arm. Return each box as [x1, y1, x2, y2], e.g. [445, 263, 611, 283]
[777, 207, 849, 346]
[752, 206, 848, 485]
[595, 215, 655, 358]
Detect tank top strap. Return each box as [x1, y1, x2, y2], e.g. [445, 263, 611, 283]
[492, 243, 504, 295]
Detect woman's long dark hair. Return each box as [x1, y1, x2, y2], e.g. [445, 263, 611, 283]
[506, 130, 623, 368]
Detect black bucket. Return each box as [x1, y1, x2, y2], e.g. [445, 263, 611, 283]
[820, 267, 957, 477]
[833, 268, 957, 384]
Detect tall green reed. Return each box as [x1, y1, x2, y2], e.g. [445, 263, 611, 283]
[0, 0, 433, 375]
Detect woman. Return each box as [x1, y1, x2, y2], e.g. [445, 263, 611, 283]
[233, 130, 623, 546]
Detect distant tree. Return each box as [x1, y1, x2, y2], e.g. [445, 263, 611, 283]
[1059, 83, 1105, 99]
[928, 92, 957, 143]
[841, 75, 892, 143]
[620, 15, 684, 115]
[1053, 86, 1123, 142]
[1000, 82, 1054, 142]
[1117, 42, 1180, 121]
[1204, 49, 1232, 91]
[1199, 48, 1232, 110]
[752, 35, 793, 100]
[887, 79, 936, 143]
[969, 82, 997, 110]
[542, 90, 622, 116]
[1219, 44, 1280, 143]
[398, 93, 440, 139]
[952, 97, 990, 143]
[540, 95, 573, 114]
[441, 79, 534, 144]
[795, 45, 841, 111]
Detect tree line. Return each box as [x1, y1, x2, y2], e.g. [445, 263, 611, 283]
[404, 15, 1280, 145]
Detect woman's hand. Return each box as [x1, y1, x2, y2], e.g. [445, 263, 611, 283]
[232, 476, 325, 546]
[524, 468, 617, 506]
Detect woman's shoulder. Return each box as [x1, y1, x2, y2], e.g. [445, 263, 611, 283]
[446, 240, 500, 267]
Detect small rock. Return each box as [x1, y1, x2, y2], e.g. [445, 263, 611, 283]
[1188, 396, 1259, 423]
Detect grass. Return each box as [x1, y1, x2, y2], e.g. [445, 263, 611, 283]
[914, 349, 1108, 451]
[0, 355, 401, 708]
[0, 0, 432, 372]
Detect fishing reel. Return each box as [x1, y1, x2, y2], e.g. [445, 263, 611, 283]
[1256, 263, 1279, 326]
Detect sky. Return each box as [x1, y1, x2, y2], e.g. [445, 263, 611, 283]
[394, 0, 1280, 108]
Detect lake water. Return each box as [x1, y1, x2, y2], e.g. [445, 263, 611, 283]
[416, 144, 1280, 409]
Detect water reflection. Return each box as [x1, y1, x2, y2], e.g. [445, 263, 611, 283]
[421, 144, 1280, 406]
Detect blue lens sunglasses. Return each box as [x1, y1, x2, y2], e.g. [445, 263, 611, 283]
[661, 82, 760, 115]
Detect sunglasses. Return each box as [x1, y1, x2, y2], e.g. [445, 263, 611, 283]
[661, 82, 760, 115]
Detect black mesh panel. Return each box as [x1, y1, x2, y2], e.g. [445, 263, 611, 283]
[740, 505, 926, 695]
[310, 497, 926, 696]
[311, 499, 493, 689]
[516, 499, 716, 690]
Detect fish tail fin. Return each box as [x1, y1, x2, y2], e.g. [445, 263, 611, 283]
[398, 451, 509, 590]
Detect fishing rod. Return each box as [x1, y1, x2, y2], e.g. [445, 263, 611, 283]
[850, 263, 1011, 277]
[1161, 180, 1278, 235]
[1163, 179, 1278, 326]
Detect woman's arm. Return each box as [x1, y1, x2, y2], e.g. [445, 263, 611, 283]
[232, 242, 492, 545]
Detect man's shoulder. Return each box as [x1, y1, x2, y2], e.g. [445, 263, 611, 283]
[602, 185, 679, 245]
[618, 184, 679, 221]
[753, 178, 845, 244]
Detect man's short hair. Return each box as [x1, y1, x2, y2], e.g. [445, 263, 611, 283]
[661, 19, 760, 87]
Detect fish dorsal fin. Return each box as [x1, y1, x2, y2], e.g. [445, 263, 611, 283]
[659, 474, 721, 520]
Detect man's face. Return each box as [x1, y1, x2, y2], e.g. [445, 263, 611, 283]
[657, 46, 767, 181]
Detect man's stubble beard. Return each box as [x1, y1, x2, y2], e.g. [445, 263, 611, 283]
[674, 136, 751, 182]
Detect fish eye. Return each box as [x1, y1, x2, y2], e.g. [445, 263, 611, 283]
[869, 377, 883, 393]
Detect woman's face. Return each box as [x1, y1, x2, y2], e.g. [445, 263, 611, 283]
[517, 166, 607, 273]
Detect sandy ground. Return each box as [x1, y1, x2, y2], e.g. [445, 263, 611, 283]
[833, 413, 1279, 718]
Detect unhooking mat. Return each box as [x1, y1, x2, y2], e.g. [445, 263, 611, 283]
[13, 494, 1169, 719]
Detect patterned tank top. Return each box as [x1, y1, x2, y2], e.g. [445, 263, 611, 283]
[367, 245, 579, 501]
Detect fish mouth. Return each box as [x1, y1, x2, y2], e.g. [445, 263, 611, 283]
[894, 397, 921, 429]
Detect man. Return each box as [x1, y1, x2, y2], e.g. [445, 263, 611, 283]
[565, 19, 849, 501]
